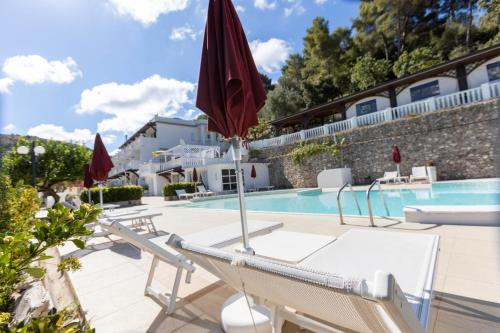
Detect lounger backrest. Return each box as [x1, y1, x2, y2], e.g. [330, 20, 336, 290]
[197, 185, 207, 193]
[412, 167, 427, 178]
[167, 236, 425, 333]
[100, 220, 194, 273]
[175, 189, 187, 196]
[384, 171, 398, 178]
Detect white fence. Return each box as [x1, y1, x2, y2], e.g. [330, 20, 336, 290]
[154, 153, 234, 172]
[250, 81, 500, 150]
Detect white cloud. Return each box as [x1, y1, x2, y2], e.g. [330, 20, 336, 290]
[170, 25, 197, 41]
[235, 5, 245, 13]
[315, 0, 327, 5]
[249, 38, 292, 73]
[254, 0, 276, 10]
[76, 74, 195, 134]
[27, 124, 115, 145]
[0, 78, 13, 93]
[2, 55, 81, 86]
[284, 0, 305, 17]
[108, 0, 189, 25]
[2, 123, 16, 133]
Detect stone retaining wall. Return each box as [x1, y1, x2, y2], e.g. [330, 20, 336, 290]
[259, 99, 500, 188]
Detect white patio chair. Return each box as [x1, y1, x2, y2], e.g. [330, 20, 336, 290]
[410, 167, 429, 183]
[97, 219, 283, 314]
[197, 185, 215, 196]
[377, 171, 398, 184]
[175, 189, 194, 200]
[167, 229, 439, 333]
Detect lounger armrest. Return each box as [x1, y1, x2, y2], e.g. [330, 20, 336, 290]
[372, 271, 425, 333]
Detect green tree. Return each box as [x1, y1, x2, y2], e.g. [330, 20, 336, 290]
[2, 138, 92, 202]
[248, 121, 272, 141]
[259, 73, 275, 93]
[301, 17, 339, 107]
[350, 55, 390, 90]
[393, 47, 442, 77]
[478, 0, 500, 48]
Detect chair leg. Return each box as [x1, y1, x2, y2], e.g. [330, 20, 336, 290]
[167, 267, 183, 314]
[145, 256, 159, 296]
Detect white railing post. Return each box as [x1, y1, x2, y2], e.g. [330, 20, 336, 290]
[427, 97, 437, 112]
[481, 82, 491, 100]
[350, 117, 358, 128]
[300, 130, 306, 140]
[383, 108, 393, 122]
[323, 124, 329, 136]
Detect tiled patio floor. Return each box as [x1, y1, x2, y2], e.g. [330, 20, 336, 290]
[57, 195, 500, 332]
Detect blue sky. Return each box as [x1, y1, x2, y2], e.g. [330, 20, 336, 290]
[0, 0, 359, 151]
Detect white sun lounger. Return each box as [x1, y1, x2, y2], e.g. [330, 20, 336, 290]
[106, 212, 161, 235]
[377, 171, 398, 184]
[197, 185, 215, 196]
[98, 219, 283, 314]
[167, 229, 439, 333]
[410, 167, 429, 183]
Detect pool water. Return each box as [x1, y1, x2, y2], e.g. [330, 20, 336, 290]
[185, 179, 500, 217]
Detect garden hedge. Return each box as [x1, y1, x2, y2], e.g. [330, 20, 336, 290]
[80, 185, 143, 204]
[163, 182, 200, 197]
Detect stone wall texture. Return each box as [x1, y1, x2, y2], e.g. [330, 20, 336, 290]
[260, 99, 500, 188]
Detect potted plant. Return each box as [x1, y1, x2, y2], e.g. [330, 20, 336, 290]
[425, 160, 437, 182]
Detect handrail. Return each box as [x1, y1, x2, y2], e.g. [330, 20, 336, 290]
[336, 183, 362, 225]
[366, 180, 390, 227]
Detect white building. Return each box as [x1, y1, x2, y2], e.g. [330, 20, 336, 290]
[109, 116, 270, 196]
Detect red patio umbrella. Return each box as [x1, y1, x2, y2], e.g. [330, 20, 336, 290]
[89, 133, 114, 206]
[250, 165, 257, 191]
[196, 0, 267, 253]
[392, 145, 402, 176]
[83, 164, 93, 203]
[192, 167, 198, 183]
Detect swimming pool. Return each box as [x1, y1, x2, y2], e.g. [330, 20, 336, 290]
[185, 179, 500, 218]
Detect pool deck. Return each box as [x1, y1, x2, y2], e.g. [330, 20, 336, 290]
[56, 193, 500, 333]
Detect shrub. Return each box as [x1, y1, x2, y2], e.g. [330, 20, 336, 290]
[80, 186, 143, 204]
[289, 141, 341, 165]
[248, 149, 261, 159]
[163, 182, 200, 197]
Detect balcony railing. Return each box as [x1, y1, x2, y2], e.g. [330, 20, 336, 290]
[250, 81, 500, 150]
[109, 160, 141, 177]
[154, 153, 234, 173]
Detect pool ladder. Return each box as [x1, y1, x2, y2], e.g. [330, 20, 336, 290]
[336, 183, 362, 225]
[366, 180, 390, 226]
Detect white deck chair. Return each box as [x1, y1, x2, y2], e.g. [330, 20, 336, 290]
[99, 219, 195, 314]
[176, 189, 194, 200]
[167, 229, 439, 333]
[197, 185, 215, 196]
[107, 212, 161, 235]
[377, 171, 398, 184]
[98, 219, 283, 314]
[410, 167, 429, 183]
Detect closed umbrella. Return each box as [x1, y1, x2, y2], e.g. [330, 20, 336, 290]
[392, 145, 402, 177]
[192, 167, 198, 183]
[89, 133, 114, 207]
[83, 164, 93, 203]
[250, 165, 257, 190]
[196, 0, 267, 253]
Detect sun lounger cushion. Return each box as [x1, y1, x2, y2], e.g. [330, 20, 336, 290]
[299, 229, 439, 329]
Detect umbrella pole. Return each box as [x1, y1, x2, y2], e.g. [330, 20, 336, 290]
[396, 164, 401, 177]
[99, 182, 104, 207]
[232, 138, 254, 254]
[88, 189, 91, 204]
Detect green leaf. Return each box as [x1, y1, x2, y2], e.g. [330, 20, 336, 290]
[71, 239, 85, 249]
[24, 267, 46, 279]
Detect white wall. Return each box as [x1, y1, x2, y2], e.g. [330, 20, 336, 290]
[397, 77, 458, 106]
[467, 56, 500, 88]
[346, 96, 391, 119]
[203, 163, 270, 193]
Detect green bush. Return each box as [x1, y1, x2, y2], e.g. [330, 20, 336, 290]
[248, 149, 261, 159]
[80, 186, 143, 204]
[289, 141, 341, 165]
[163, 182, 200, 197]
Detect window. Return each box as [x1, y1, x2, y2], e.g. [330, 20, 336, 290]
[221, 169, 243, 191]
[487, 61, 500, 82]
[410, 80, 440, 102]
[355, 99, 377, 116]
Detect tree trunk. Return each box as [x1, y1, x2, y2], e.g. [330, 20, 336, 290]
[465, 0, 473, 50]
[43, 187, 60, 204]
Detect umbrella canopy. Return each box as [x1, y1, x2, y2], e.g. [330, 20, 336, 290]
[196, 0, 266, 254]
[196, 0, 266, 139]
[89, 133, 114, 182]
[192, 168, 198, 183]
[83, 164, 93, 188]
[392, 145, 401, 164]
[250, 165, 257, 178]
